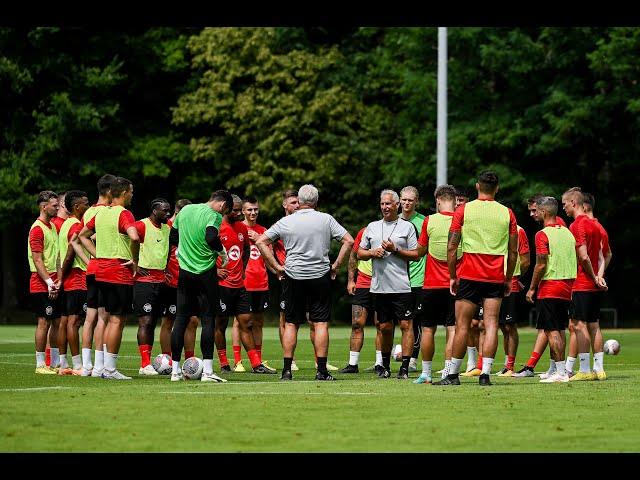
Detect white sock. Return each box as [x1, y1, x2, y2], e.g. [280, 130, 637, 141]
[94, 350, 104, 371]
[36, 351, 46, 367]
[466, 347, 478, 370]
[481, 357, 494, 375]
[578, 353, 591, 373]
[409, 357, 417, 367]
[72, 355, 82, 370]
[565, 356, 576, 373]
[59, 355, 69, 369]
[104, 351, 118, 372]
[50, 348, 60, 367]
[375, 350, 382, 366]
[421, 361, 432, 378]
[349, 351, 360, 366]
[556, 360, 566, 376]
[548, 359, 556, 373]
[442, 359, 451, 379]
[82, 348, 93, 370]
[450, 357, 463, 375]
[593, 352, 604, 373]
[203, 359, 213, 375]
[172, 360, 181, 374]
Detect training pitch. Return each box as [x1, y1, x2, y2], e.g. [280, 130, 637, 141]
[1, 325, 639, 452]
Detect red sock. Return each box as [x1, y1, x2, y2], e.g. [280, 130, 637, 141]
[476, 354, 483, 370]
[233, 345, 242, 364]
[247, 349, 261, 368]
[45, 347, 51, 367]
[139, 344, 152, 367]
[506, 355, 516, 370]
[526, 351, 541, 368]
[185, 350, 194, 359]
[218, 349, 229, 367]
[255, 344, 262, 363]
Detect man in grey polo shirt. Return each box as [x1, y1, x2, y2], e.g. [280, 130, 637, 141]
[358, 189, 419, 379]
[256, 184, 354, 381]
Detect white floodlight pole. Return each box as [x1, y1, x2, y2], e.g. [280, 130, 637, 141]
[437, 27, 448, 186]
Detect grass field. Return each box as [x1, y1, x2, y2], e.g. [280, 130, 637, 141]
[1, 325, 639, 452]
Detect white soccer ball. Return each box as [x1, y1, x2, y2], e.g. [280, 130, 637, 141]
[392, 344, 403, 362]
[152, 354, 173, 375]
[182, 357, 204, 380]
[604, 339, 620, 356]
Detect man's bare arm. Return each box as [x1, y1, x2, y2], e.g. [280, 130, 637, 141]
[447, 231, 461, 280]
[256, 234, 282, 276]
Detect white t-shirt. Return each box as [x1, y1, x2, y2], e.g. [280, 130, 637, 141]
[265, 208, 347, 280]
[359, 218, 417, 293]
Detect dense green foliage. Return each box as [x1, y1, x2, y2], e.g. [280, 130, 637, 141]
[1, 27, 638, 319]
[1, 325, 639, 452]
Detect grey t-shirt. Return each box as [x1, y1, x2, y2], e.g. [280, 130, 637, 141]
[359, 218, 418, 294]
[265, 208, 348, 280]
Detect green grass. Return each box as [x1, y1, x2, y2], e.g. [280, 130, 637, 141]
[1, 325, 639, 452]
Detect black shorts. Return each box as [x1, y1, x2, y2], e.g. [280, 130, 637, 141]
[248, 290, 270, 313]
[279, 278, 288, 312]
[30, 292, 61, 320]
[63, 290, 87, 316]
[219, 286, 252, 316]
[177, 267, 219, 320]
[536, 299, 570, 331]
[412, 286, 427, 324]
[161, 285, 177, 317]
[420, 289, 455, 328]
[351, 288, 373, 310]
[373, 292, 414, 324]
[571, 291, 602, 323]
[283, 272, 331, 324]
[133, 282, 163, 318]
[499, 293, 518, 325]
[97, 282, 133, 316]
[86, 274, 105, 309]
[456, 279, 503, 305]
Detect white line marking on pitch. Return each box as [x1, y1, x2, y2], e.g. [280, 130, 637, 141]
[158, 391, 375, 396]
[0, 387, 72, 392]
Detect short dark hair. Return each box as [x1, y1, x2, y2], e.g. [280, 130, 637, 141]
[37, 191, 57, 205]
[434, 185, 456, 201]
[478, 171, 499, 193]
[110, 177, 132, 198]
[527, 193, 545, 205]
[97, 174, 117, 197]
[243, 196, 259, 205]
[454, 187, 470, 199]
[210, 190, 234, 210]
[282, 189, 298, 200]
[65, 190, 88, 212]
[150, 197, 170, 213]
[175, 199, 192, 212]
[582, 192, 595, 211]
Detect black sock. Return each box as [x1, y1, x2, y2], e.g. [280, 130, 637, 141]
[283, 357, 293, 372]
[401, 356, 410, 371]
[316, 357, 327, 374]
[382, 352, 391, 370]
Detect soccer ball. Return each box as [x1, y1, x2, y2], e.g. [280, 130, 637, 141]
[182, 357, 204, 380]
[392, 344, 403, 362]
[604, 339, 620, 355]
[152, 354, 173, 375]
